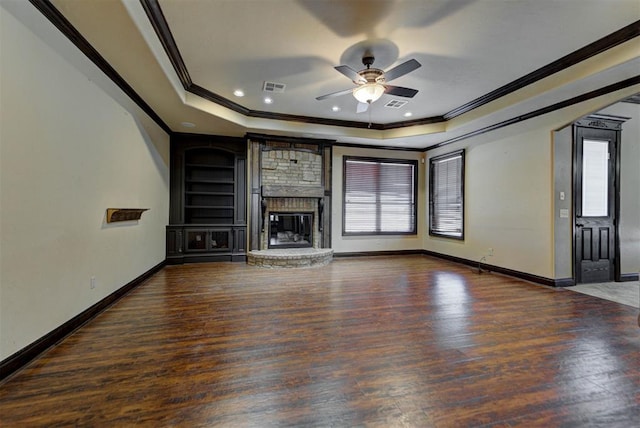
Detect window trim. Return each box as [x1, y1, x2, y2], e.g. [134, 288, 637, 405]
[429, 149, 465, 240]
[342, 156, 418, 236]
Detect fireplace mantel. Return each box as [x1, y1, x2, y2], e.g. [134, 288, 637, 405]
[261, 185, 324, 198]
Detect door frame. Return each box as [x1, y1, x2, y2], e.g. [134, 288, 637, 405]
[572, 114, 626, 283]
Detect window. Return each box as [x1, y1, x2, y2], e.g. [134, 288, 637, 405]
[343, 157, 417, 235]
[429, 150, 464, 239]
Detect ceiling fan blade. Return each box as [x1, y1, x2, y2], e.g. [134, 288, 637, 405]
[356, 102, 369, 113]
[384, 59, 421, 82]
[316, 88, 354, 101]
[384, 85, 419, 98]
[335, 65, 367, 84]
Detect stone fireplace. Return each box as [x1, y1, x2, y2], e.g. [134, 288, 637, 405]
[247, 136, 333, 267]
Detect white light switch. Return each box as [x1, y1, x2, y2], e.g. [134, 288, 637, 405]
[560, 209, 569, 218]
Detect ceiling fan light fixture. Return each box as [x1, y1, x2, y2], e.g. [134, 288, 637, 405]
[353, 83, 385, 104]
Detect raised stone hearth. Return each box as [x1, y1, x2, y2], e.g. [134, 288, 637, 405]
[247, 248, 333, 268]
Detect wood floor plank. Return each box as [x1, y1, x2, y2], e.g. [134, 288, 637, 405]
[1, 255, 638, 427]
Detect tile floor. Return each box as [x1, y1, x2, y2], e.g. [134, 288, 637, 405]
[566, 280, 640, 308]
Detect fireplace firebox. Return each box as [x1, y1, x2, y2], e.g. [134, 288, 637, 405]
[269, 212, 313, 248]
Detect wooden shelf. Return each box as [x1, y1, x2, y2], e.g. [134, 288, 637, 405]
[185, 179, 235, 184]
[185, 205, 234, 209]
[185, 191, 234, 196]
[106, 208, 148, 223]
[185, 163, 234, 169]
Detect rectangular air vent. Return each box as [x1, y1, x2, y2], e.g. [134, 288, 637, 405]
[385, 100, 408, 108]
[263, 81, 286, 93]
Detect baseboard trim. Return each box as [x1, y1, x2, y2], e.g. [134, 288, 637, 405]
[620, 273, 640, 282]
[334, 250, 423, 258]
[420, 250, 557, 287]
[554, 278, 576, 287]
[336, 249, 561, 287]
[0, 261, 166, 382]
[166, 254, 247, 264]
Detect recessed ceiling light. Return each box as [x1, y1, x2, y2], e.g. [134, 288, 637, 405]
[180, 121, 196, 128]
[332, 106, 341, 112]
[403, 112, 413, 117]
[264, 97, 273, 104]
[233, 89, 244, 97]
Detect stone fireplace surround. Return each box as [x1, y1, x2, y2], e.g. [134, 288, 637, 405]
[247, 138, 333, 268]
[248, 185, 333, 268]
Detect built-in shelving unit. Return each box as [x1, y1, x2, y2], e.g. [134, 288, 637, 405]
[166, 135, 247, 263]
[184, 150, 236, 224]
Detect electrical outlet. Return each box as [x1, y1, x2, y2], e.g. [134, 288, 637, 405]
[487, 248, 494, 257]
[90, 276, 96, 289]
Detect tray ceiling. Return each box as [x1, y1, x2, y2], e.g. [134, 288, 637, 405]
[40, 0, 640, 147]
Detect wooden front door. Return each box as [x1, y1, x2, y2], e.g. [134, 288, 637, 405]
[574, 121, 620, 284]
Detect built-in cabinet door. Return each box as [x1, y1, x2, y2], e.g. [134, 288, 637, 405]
[209, 229, 232, 251]
[166, 227, 183, 256]
[185, 229, 209, 252]
[184, 229, 232, 252]
[234, 228, 246, 253]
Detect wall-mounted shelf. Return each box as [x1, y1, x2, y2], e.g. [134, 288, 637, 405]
[106, 208, 149, 223]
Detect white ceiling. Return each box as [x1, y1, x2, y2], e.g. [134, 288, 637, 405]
[49, 0, 640, 148]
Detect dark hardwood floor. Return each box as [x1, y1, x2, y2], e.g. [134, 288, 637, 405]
[1, 255, 639, 427]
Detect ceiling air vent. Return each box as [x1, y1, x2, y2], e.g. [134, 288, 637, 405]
[263, 81, 286, 93]
[385, 100, 408, 109]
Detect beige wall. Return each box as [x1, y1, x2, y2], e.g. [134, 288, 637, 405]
[599, 102, 640, 275]
[424, 88, 640, 280]
[331, 146, 425, 253]
[553, 126, 573, 279]
[330, 89, 639, 280]
[424, 119, 555, 278]
[1, 4, 170, 360]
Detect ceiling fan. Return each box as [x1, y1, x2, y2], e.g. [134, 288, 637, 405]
[316, 54, 421, 113]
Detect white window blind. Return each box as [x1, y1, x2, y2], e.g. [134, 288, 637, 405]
[430, 150, 464, 239]
[581, 139, 609, 217]
[344, 157, 417, 235]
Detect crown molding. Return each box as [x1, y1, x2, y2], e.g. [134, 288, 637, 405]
[443, 20, 640, 120]
[425, 75, 640, 151]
